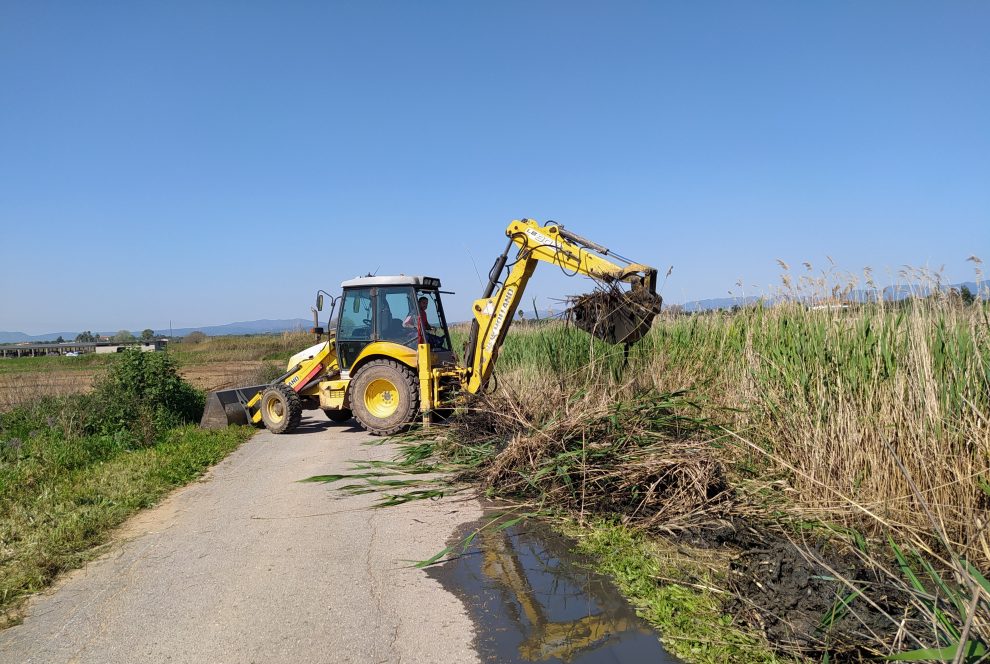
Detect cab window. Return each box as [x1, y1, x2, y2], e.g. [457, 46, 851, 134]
[414, 289, 452, 351]
[339, 288, 373, 340]
[377, 286, 418, 346]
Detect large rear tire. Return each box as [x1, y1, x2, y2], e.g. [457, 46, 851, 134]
[350, 360, 418, 436]
[260, 383, 302, 434]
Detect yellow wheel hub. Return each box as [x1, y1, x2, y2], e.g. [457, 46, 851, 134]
[364, 378, 399, 419]
[264, 394, 285, 423]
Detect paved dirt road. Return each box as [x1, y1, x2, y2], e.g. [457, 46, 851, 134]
[0, 416, 482, 664]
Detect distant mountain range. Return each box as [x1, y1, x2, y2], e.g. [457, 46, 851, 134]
[0, 319, 311, 344]
[155, 319, 311, 338]
[680, 280, 989, 313]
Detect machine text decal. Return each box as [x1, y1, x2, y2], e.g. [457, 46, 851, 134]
[484, 286, 515, 354]
[525, 228, 558, 248]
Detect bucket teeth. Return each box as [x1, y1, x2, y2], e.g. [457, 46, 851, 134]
[567, 287, 663, 346]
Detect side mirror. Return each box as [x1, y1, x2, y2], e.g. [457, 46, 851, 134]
[316, 294, 324, 312]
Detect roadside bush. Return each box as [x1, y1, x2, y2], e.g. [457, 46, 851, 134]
[0, 349, 248, 621]
[83, 350, 204, 443]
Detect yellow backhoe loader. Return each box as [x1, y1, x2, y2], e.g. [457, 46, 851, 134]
[200, 219, 662, 435]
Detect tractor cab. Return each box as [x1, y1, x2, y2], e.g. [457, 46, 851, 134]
[335, 276, 455, 372]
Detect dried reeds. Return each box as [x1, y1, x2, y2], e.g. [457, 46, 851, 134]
[452, 386, 732, 530]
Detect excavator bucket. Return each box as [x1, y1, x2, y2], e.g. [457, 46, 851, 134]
[568, 287, 663, 346]
[200, 385, 267, 429]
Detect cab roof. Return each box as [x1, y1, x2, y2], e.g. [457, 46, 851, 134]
[340, 275, 441, 288]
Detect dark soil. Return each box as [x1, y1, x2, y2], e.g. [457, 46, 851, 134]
[679, 520, 911, 661]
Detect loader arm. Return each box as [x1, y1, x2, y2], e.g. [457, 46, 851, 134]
[462, 219, 660, 394]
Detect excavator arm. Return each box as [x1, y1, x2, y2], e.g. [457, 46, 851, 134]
[462, 219, 662, 394]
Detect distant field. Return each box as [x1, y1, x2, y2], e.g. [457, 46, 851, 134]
[0, 331, 314, 411]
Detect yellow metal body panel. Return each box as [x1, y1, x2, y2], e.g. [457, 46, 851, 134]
[312, 341, 419, 414]
[317, 378, 348, 410]
[349, 341, 418, 374]
[417, 342, 432, 424]
[247, 340, 338, 423]
[285, 341, 335, 394]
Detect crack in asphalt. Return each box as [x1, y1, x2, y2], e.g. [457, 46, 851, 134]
[366, 510, 401, 664]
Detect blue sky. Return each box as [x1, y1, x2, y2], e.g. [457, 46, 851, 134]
[1, 2, 987, 334]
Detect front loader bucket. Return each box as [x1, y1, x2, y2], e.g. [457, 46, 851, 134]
[568, 287, 663, 346]
[200, 385, 267, 429]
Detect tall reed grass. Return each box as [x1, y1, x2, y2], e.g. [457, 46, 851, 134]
[444, 275, 989, 658]
[482, 293, 988, 561]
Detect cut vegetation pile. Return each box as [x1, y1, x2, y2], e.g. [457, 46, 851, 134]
[452, 388, 731, 530]
[567, 282, 663, 346]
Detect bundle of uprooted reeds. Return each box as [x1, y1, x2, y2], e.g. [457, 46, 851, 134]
[448, 386, 733, 530]
[566, 283, 662, 346]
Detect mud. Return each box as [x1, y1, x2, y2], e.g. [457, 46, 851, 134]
[680, 520, 907, 660]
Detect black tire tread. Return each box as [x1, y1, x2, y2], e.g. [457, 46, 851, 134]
[350, 359, 419, 436]
[261, 382, 303, 434]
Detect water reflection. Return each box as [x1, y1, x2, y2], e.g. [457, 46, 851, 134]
[431, 520, 676, 663]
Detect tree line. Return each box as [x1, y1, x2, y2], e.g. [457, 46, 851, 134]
[73, 329, 157, 343]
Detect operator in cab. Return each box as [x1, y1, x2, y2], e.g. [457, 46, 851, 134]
[404, 296, 444, 349]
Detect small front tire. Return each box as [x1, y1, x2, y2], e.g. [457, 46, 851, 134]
[260, 383, 302, 434]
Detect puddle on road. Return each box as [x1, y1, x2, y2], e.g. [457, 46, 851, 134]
[430, 518, 677, 663]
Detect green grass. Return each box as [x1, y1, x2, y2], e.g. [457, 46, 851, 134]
[0, 351, 256, 623]
[559, 519, 791, 663]
[0, 353, 114, 375]
[467, 299, 990, 557]
[168, 331, 314, 365]
[0, 424, 252, 620]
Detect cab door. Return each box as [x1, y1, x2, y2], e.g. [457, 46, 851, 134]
[337, 287, 374, 371]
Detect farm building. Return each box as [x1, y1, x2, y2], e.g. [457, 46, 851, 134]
[0, 339, 167, 358]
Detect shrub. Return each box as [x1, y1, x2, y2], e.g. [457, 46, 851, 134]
[83, 350, 204, 443]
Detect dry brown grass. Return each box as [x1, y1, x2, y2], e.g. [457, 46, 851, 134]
[476, 285, 989, 564]
[0, 331, 312, 412]
[0, 371, 95, 411]
[454, 384, 731, 531]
